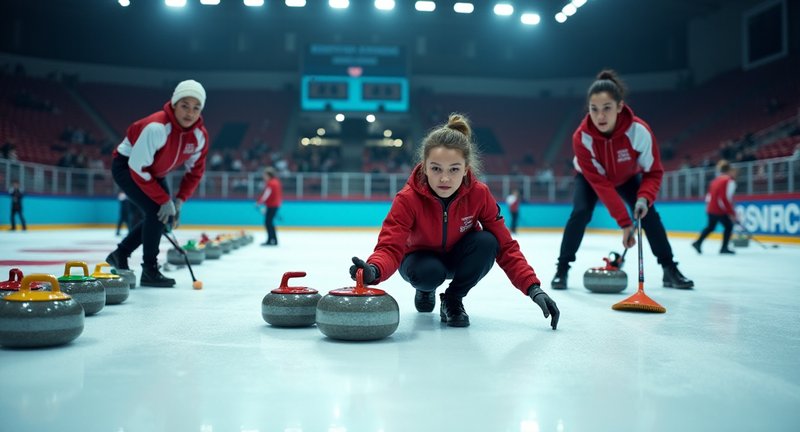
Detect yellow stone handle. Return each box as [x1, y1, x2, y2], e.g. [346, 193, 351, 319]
[4, 274, 71, 302]
[63, 261, 90, 277]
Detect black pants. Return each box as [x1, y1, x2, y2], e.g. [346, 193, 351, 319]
[509, 211, 519, 234]
[265, 207, 279, 244]
[557, 173, 675, 267]
[399, 230, 499, 299]
[112, 156, 170, 266]
[116, 200, 130, 235]
[10, 207, 26, 230]
[695, 213, 733, 250]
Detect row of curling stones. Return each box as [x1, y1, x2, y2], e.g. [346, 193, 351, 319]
[583, 251, 628, 294]
[167, 239, 206, 266]
[262, 270, 400, 341]
[0, 274, 85, 348]
[91, 263, 129, 305]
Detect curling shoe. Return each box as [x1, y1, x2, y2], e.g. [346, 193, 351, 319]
[141, 264, 176, 288]
[662, 262, 694, 289]
[439, 293, 469, 327]
[414, 290, 436, 313]
[106, 249, 130, 270]
[551, 263, 569, 290]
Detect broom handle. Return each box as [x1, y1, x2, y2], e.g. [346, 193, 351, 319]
[637, 216, 644, 292]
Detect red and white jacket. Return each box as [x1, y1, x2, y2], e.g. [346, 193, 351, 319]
[705, 174, 736, 217]
[114, 102, 209, 205]
[572, 105, 663, 228]
[256, 177, 283, 208]
[366, 164, 541, 295]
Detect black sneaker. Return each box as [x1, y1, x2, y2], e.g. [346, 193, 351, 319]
[141, 264, 176, 288]
[439, 293, 469, 327]
[106, 249, 130, 270]
[691, 241, 702, 254]
[414, 290, 436, 312]
[551, 264, 569, 290]
[720, 248, 735, 254]
[662, 262, 694, 289]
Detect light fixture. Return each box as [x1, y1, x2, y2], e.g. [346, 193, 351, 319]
[375, 0, 395, 11]
[286, 0, 306, 6]
[493, 3, 513, 16]
[366, 114, 376, 123]
[243, 0, 264, 6]
[118, 0, 130, 6]
[453, 2, 474, 14]
[555, 12, 567, 23]
[335, 113, 345, 122]
[383, 129, 393, 138]
[415, 1, 435, 12]
[165, 0, 187, 7]
[200, 0, 221, 5]
[329, 0, 349, 9]
[563, 4, 577, 16]
[573, 0, 587, 8]
[520, 13, 540, 25]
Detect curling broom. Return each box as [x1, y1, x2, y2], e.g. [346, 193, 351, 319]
[612, 216, 666, 313]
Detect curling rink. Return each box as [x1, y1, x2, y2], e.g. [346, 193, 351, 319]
[1, 227, 799, 432]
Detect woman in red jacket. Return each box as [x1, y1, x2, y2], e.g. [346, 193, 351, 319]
[692, 160, 738, 254]
[349, 114, 559, 329]
[256, 167, 283, 246]
[551, 70, 693, 290]
[105, 80, 210, 287]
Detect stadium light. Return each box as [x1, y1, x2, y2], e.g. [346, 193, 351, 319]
[573, 0, 587, 7]
[165, 0, 187, 7]
[329, 0, 349, 9]
[520, 13, 540, 25]
[118, 0, 130, 6]
[317, 128, 326, 136]
[563, 4, 577, 16]
[286, 0, 306, 6]
[200, 0, 221, 5]
[243, 0, 264, 6]
[383, 129, 393, 138]
[555, 12, 567, 23]
[453, 2, 474, 14]
[335, 113, 345, 122]
[415, 1, 435, 12]
[366, 114, 376, 123]
[375, 0, 395, 11]
[493, 3, 513, 16]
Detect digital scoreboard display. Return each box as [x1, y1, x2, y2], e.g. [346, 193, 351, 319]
[301, 44, 409, 112]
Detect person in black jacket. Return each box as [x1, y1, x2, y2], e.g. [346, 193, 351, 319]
[9, 181, 27, 231]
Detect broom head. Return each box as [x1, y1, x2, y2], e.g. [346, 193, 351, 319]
[612, 288, 666, 313]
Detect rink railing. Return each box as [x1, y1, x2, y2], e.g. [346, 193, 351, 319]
[1, 155, 798, 202]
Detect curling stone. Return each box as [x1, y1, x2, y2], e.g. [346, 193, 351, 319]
[584, 252, 628, 294]
[315, 268, 399, 341]
[732, 232, 749, 248]
[262, 271, 322, 327]
[199, 234, 223, 260]
[240, 230, 254, 245]
[110, 268, 137, 289]
[0, 274, 85, 348]
[91, 263, 130, 305]
[216, 235, 233, 253]
[167, 240, 206, 266]
[58, 261, 106, 316]
[0, 268, 45, 299]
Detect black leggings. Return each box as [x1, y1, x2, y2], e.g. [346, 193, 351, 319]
[112, 156, 170, 266]
[399, 230, 499, 299]
[265, 207, 279, 243]
[696, 214, 733, 250]
[557, 173, 675, 267]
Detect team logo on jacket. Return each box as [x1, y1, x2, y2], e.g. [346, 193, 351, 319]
[184, 143, 196, 154]
[616, 149, 631, 163]
[460, 216, 475, 233]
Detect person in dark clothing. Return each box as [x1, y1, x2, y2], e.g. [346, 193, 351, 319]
[505, 189, 521, 234]
[551, 70, 693, 290]
[105, 80, 210, 287]
[348, 114, 559, 330]
[9, 181, 27, 231]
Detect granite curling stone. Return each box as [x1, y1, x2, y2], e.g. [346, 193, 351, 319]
[0, 268, 45, 299]
[92, 263, 130, 305]
[583, 253, 628, 294]
[0, 274, 85, 348]
[58, 261, 106, 316]
[315, 268, 399, 341]
[731, 232, 749, 248]
[199, 234, 223, 260]
[262, 271, 322, 327]
[110, 268, 137, 290]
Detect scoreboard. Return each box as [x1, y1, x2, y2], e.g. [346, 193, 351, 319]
[301, 44, 409, 112]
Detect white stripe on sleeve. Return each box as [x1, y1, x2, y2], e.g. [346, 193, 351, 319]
[627, 122, 655, 172]
[127, 123, 169, 182]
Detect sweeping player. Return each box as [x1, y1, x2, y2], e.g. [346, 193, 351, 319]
[105, 80, 210, 287]
[348, 114, 559, 329]
[692, 160, 738, 254]
[550, 69, 694, 290]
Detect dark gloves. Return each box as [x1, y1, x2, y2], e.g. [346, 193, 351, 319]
[528, 284, 560, 330]
[349, 257, 380, 285]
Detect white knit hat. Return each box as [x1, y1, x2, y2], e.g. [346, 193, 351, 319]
[171, 79, 206, 108]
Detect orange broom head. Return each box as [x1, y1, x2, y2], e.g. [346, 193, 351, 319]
[612, 289, 666, 313]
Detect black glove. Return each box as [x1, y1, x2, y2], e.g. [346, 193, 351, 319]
[349, 256, 380, 285]
[528, 284, 560, 330]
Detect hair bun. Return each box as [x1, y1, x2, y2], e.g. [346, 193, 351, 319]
[446, 113, 472, 139]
